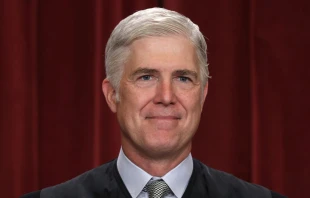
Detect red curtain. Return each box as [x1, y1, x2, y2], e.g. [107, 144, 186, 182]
[1, 0, 309, 197]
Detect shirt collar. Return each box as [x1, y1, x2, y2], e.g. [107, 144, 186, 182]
[162, 153, 193, 197]
[117, 148, 193, 198]
[117, 148, 152, 198]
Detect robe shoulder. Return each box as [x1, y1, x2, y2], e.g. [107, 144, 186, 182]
[188, 159, 286, 198]
[22, 159, 130, 198]
[20, 191, 41, 198]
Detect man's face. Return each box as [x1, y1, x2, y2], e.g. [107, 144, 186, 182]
[104, 36, 208, 158]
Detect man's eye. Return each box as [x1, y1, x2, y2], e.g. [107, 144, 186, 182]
[139, 75, 152, 81]
[178, 76, 191, 82]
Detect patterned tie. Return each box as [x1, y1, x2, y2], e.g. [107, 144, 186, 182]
[145, 179, 172, 198]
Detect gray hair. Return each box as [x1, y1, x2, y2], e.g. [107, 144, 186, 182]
[105, 7, 210, 93]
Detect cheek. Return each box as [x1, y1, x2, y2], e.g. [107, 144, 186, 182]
[177, 89, 203, 110]
[119, 85, 154, 114]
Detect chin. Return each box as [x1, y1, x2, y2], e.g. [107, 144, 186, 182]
[142, 139, 181, 155]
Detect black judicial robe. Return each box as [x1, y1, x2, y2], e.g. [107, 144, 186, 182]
[21, 159, 286, 198]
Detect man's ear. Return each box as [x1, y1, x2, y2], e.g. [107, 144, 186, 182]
[102, 79, 117, 113]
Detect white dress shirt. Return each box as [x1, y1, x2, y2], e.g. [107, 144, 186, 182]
[117, 148, 193, 198]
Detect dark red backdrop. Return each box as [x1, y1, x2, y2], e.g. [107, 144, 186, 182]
[1, 0, 309, 197]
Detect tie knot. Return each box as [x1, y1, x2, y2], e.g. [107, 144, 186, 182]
[145, 179, 172, 198]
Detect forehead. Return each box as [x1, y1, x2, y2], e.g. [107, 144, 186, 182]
[124, 36, 198, 73]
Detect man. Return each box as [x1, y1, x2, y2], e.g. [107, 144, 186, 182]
[22, 7, 286, 198]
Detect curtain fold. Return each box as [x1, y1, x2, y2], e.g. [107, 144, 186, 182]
[1, 0, 39, 197]
[0, 0, 309, 197]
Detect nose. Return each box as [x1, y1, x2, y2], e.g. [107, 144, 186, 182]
[153, 79, 176, 106]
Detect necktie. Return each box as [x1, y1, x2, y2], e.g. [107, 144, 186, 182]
[145, 179, 172, 198]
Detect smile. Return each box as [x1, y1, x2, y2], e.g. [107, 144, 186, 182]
[145, 116, 181, 120]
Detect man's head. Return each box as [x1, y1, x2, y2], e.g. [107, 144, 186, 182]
[105, 7, 210, 98]
[102, 8, 209, 162]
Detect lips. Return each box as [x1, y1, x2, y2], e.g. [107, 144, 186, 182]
[144, 108, 182, 120]
[145, 115, 181, 130]
[145, 116, 180, 120]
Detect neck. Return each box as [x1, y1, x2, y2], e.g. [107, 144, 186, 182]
[122, 143, 191, 177]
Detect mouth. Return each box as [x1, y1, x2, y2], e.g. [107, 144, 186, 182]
[144, 115, 181, 130]
[145, 116, 181, 120]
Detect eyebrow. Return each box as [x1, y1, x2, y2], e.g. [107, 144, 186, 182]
[130, 67, 198, 80]
[131, 68, 159, 77]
